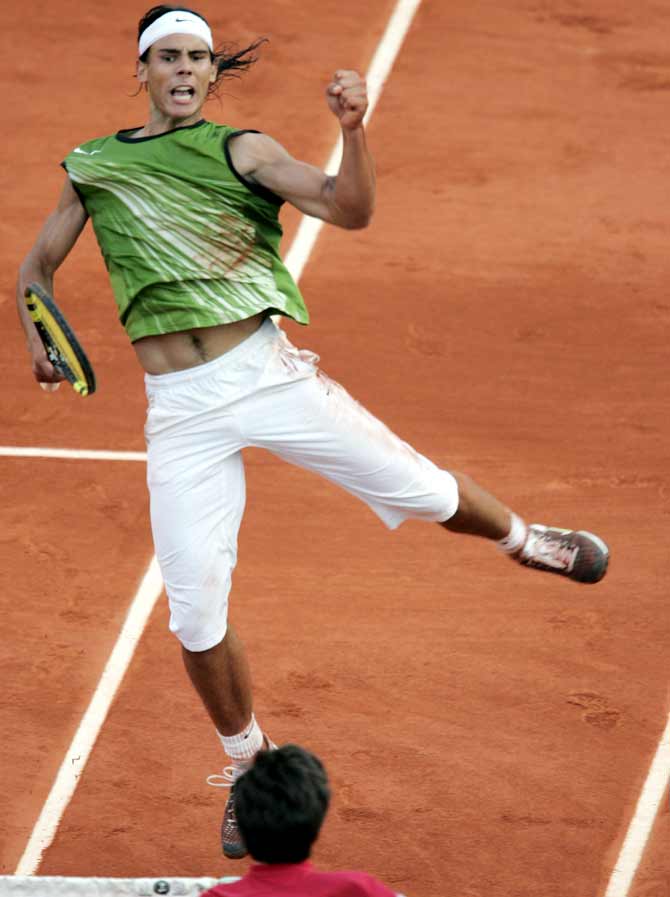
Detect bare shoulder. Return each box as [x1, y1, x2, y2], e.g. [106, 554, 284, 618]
[227, 131, 290, 176]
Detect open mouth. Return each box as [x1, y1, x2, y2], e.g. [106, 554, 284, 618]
[171, 86, 195, 101]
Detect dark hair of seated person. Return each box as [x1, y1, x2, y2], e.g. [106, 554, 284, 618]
[234, 744, 331, 864]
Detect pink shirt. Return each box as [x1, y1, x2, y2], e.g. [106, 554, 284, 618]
[203, 860, 400, 897]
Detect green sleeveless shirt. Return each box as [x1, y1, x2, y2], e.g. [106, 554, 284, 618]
[62, 120, 309, 341]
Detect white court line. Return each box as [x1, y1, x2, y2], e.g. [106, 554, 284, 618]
[284, 0, 422, 281]
[15, 558, 164, 875]
[14, 0, 423, 875]
[603, 713, 670, 897]
[0, 447, 146, 461]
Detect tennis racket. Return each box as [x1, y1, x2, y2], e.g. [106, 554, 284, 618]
[24, 283, 96, 397]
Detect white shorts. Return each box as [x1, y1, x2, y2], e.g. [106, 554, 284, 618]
[145, 318, 459, 651]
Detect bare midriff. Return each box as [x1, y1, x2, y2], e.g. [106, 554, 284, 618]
[132, 312, 266, 375]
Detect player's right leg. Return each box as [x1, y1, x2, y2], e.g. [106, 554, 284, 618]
[144, 339, 278, 859]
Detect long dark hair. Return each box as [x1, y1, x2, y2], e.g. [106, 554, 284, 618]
[137, 5, 266, 96]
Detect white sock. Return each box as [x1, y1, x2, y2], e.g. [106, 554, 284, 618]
[497, 512, 528, 555]
[218, 714, 264, 761]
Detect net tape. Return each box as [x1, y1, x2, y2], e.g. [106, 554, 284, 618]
[0, 878, 239, 896]
[0, 879, 406, 896]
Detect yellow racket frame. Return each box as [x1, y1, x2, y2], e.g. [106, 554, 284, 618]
[25, 284, 95, 397]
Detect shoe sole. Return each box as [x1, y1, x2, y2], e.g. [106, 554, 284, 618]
[221, 810, 248, 860]
[222, 843, 248, 860]
[573, 530, 609, 584]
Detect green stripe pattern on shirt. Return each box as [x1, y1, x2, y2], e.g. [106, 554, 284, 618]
[62, 120, 309, 341]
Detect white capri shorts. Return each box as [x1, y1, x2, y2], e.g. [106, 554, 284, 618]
[145, 318, 459, 651]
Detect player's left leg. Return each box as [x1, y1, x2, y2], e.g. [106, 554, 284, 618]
[437, 471, 510, 539]
[242, 329, 608, 585]
[442, 472, 609, 583]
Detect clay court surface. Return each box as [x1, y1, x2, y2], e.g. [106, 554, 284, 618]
[2, 1, 669, 895]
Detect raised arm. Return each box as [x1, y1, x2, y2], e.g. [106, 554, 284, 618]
[228, 70, 375, 229]
[17, 177, 88, 385]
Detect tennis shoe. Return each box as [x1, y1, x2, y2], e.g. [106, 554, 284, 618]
[208, 735, 277, 859]
[519, 525, 609, 584]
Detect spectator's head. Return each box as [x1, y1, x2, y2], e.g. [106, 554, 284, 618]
[234, 744, 331, 864]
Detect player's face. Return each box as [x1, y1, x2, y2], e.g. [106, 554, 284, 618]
[137, 34, 217, 121]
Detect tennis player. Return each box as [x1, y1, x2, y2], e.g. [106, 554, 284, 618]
[16, 4, 609, 860]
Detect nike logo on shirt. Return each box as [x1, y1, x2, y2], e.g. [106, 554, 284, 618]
[74, 147, 102, 155]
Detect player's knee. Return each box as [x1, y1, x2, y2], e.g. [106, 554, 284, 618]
[170, 620, 228, 654]
[449, 470, 473, 511]
[449, 470, 469, 489]
[170, 610, 228, 652]
[165, 575, 232, 652]
[157, 544, 235, 651]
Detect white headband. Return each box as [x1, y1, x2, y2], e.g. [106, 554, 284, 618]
[138, 10, 213, 57]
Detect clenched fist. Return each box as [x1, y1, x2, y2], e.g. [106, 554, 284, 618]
[326, 70, 368, 130]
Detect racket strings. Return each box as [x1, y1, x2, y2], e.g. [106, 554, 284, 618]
[25, 284, 96, 396]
